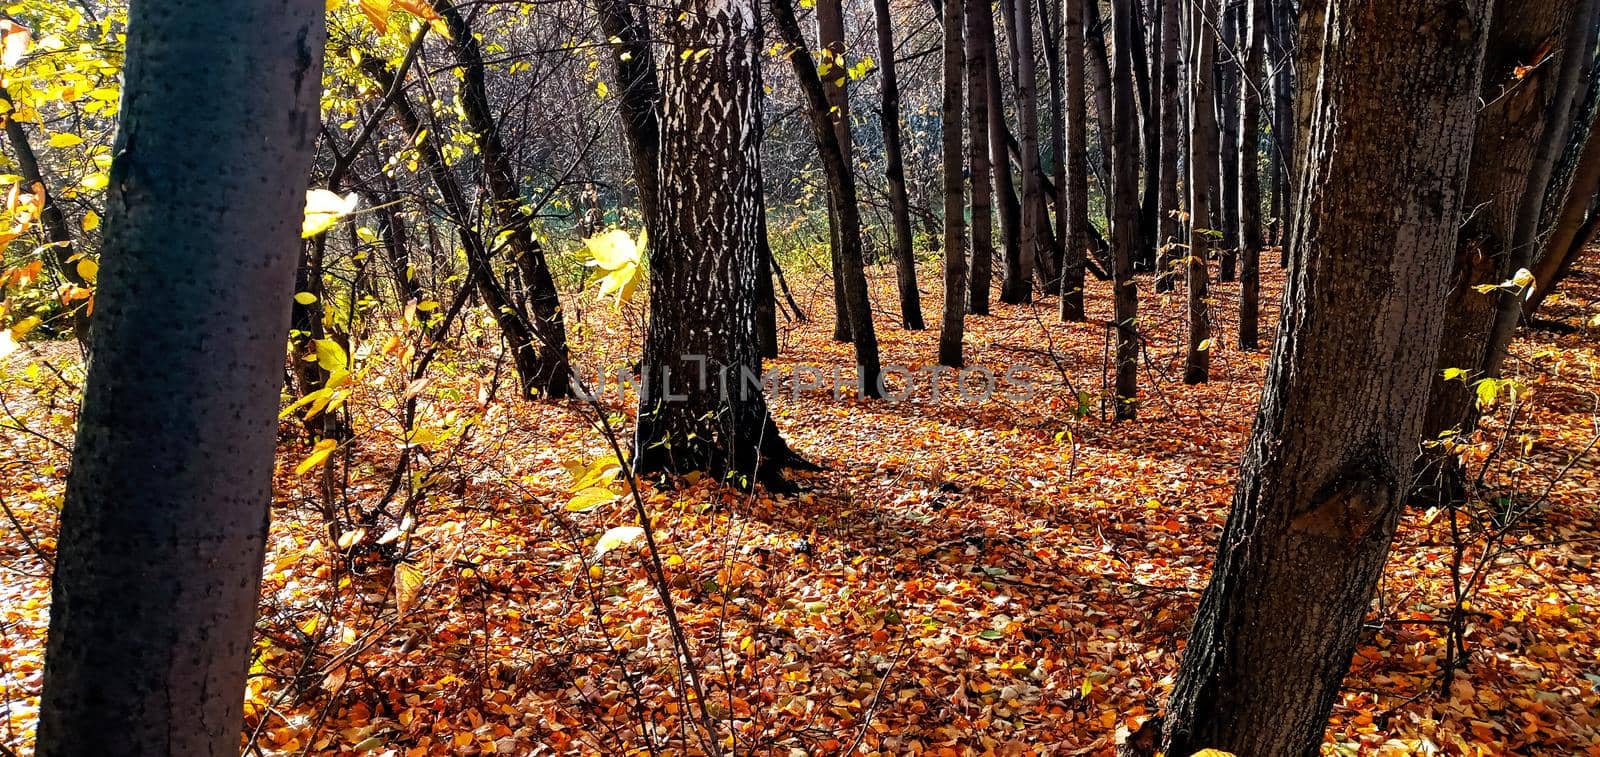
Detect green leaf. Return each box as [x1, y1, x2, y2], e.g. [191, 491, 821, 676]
[976, 629, 1003, 641]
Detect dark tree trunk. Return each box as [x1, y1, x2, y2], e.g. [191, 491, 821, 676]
[1001, 0, 1044, 303]
[595, 0, 661, 226]
[361, 59, 560, 401]
[967, 0, 996, 316]
[36, 2, 325, 753]
[1183, 0, 1218, 385]
[873, 0, 927, 329]
[1155, 0, 1181, 292]
[1059, 0, 1090, 321]
[1085, 0, 1116, 215]
[635, 0, 805, 481]
[1268, 0, 1297, 261]
[1527, 110, 1600, 318]
[1040, 0, 1068, 287]
[981, 0, 1019, 310]
[818, 0, 855, 342]
[1237, 0, 1265, 351]
[1155, 1, 1490, 753]
[1424, 0, 1578, 443]
[771, 0, 883, 396]
[0, 87, 89, 342]
[1216, 0, 1242, 282]
[757, 172, 781, 359]
[433, 0, 572, 399]
[1132, 0, 1160, 271]
[939, 0, 968, 366]
[1110, 0, 1140, 420]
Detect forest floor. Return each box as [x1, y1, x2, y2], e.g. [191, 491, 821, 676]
[1, 252, 1599, 756]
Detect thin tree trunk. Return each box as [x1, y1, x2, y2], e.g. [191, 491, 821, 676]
[1002, 0, 1044, 303]
[967, 0, 996, 316]
[1111, 0, 1140, 420]
[36, 3, 325, 753]
[939, 0, 968, 366]
[1085, 0, 1116, 216]
[1238, 0, 1265, 351]
[772, 0, 884, 396]
[819, 0, 855, 342]
[1133, 0, 1160, 271]
[0, 88, 89, 342]
[1216, 0, 1242, 282]
[1183, 0, 1218, 385]
[595, 0, 661, 225]
[433, 0, 572, 399]
[982, 0, 1020, 304]
[874, 0, 927, 328]
[1040, 0, 1069, 288]
[1527, 109, 1600, 317]
[1155, 0, 1181, 292]
[1059, 0, 1090, 321]
[1154, 0, 1490, 752]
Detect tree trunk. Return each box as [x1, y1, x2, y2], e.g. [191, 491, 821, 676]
[1001, 0, 1044, 303]
[819, 0, 856, 343]
[873, 0, 927, 329]
[967, 0, 996, 316]
[1059, 0, 1090, 321]
[771, 0, 884, 396]
[1040, 0, 1068, 287]
[1155, 0, 1181, 292]
[939, 0, 968, 366]
[1155, 1, 1489, 752]
[1110, 0, 1140, 421]
[1423, 0, 1577, 443]
[1183, 0, 1218, 385]
[36, 2, 325, 753]
[595, 0, 661, 226]
[1132, 0, 1160, 271]
[1237, 0, 1265, 351]
[981, 0, 1018, 311]
[1216, 0, 1242, 282]
[1270, 0, 1298, 261]
[1085, 0, 1116, 217]
[635, 0, 806, 481]
[0, 87, 89, 342]
[433, 0, 572, 399]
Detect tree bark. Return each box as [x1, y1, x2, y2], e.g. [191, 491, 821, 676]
[873, 0, 927, 328]
[1132, 0, 1160, 271]
[1183, 0, 1218, 385]
[1156, 1, 1489, 753]
[1216, 0, 1242, 282]
[1237, 0, 1265, 351]
[635, 0, 807, 481]
[982, 0, 1021, 306]
[0, 87, 89, 342]
[1423, 0, 1577, 443]
[1111, 0, 1140, 420]
[1059, 0, 1090, 321]
[1527, 108, 1600, 317]
[36, 2, 325, 753]
[771, 0, 884, 396]
[939, 0, 968, 367]
[596, 0, 661, 226]
[967, 0, 996, 317]
[1001, 0, 1044, 303]
[1155, 0, 1181, 292]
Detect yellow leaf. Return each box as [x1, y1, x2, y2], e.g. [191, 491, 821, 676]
[594, 525, 644, 557]
[565, 487, 617, 513]
[393, 0, 441, 21]
[313, 338, 347, 372]
[595, 80, 609, 98]
[80, 209, 99, 232]
[295, 439, 338, 475]
[47, 132, 83, 148]
[75, 258, 97, 282]
[1190, 751, 1238, 757]
[360, 0, 391, 32]
[302, 189, 360, 238]
[394, 562, 424, 615]
[294, 291, 318, 305]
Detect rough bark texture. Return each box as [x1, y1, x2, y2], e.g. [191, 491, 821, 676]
[1424, 0, 1576, 442]
[35, 2, 325, 754]
[771, 0, 883, 396]
[982, 0, 1021, 301]
[1155, 0, 1181, 292]
[1133, 0, 1160, 271]
[1216, 0, 1243, 282]
[1157, 2, 1489, 754]
[1110, 0, 1139, 421]
[434, 0, 572, 399]
[939, 0, 967, 367]
[966, 0, 995, 316]
[635, 0, 803, 480]
[1238, 0, 1265, 351]
[1059, 0, 1090, 321]
[1527, 106, 1600, 317]
[1183, 0, 1217, 385]
[873, 0, 927, 328]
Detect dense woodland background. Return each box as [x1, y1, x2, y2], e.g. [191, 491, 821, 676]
[0, 0, 1599, 754]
